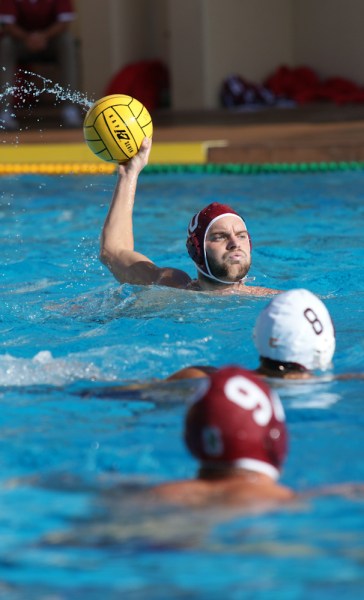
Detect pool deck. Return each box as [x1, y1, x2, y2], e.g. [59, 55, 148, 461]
[2, 103, 364, 166]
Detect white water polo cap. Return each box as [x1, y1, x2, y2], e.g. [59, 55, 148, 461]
[254, 289, 335, 371]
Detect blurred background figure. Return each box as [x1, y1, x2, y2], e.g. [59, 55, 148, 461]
[152, 366, 293, 508]
[0, 0, 81, 130]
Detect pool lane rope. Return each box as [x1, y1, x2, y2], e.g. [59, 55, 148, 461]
[2, 161, 364, 175]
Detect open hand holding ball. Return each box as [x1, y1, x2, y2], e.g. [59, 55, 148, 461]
[83, 94, 153, 163]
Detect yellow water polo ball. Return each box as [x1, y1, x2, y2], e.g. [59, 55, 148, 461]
[83, 94, 153, 163]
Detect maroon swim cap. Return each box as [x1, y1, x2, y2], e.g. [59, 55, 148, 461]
[186, 202, 250, 280]
[185, 366, 287, 479]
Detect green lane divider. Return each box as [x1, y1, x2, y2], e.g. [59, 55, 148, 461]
[143, 161, 364, 175]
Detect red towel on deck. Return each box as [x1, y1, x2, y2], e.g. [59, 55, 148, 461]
[265, 65, 364, 105]
[104, 60, 170, 112]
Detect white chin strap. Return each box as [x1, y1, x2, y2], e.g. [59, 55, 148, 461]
[201, 458, 280, 480]
[233, 458, 280, 480]
[196, 263, 246, 285]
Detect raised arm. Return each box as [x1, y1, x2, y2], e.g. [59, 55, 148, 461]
[100, 138, 191, 288]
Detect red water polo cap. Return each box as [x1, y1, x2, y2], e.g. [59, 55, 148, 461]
[186, 202, 250, 281]
[185, 366, 287, 479]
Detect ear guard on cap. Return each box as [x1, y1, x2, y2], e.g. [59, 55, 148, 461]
[186, 229, 203, 268]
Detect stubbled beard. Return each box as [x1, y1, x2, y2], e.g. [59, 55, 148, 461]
[207, 254, 251, 282]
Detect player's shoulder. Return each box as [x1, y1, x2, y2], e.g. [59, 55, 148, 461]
[157, 267, 192, 289]
[240, 285, 280, 296]
[149, 480, 204, 505]
[167, 365, 217, 381]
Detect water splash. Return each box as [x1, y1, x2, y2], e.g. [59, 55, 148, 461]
[0, 350, 106, 386]
[0, 68, 94, 130]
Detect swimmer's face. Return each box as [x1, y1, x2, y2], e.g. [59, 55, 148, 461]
[205, 215, 251, 282]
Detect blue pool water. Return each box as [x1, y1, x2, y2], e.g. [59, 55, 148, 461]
[1, 170, 364, 598]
